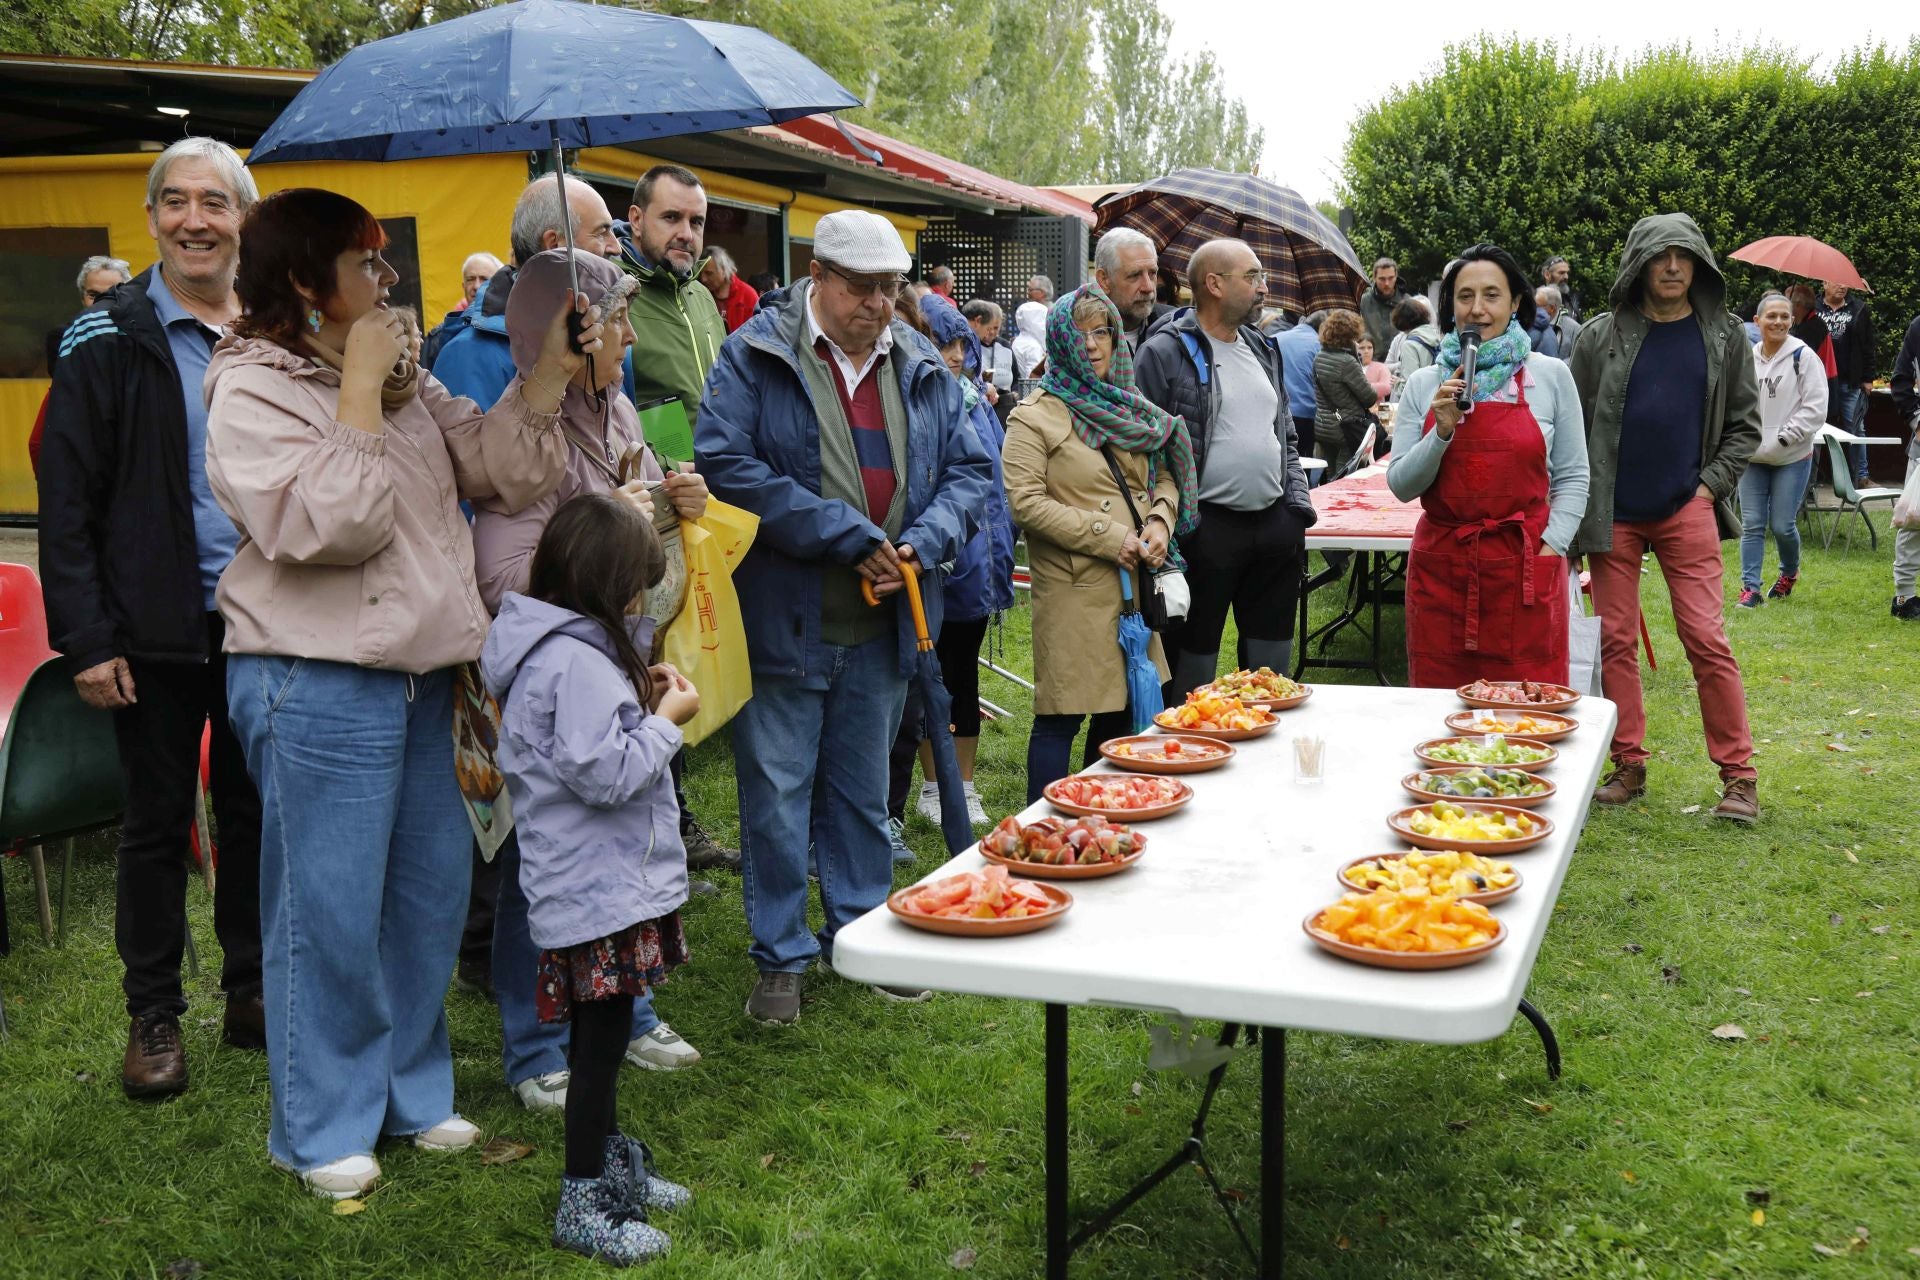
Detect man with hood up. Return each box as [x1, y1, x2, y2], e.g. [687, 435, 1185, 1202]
[1567, 212, 1762, 822]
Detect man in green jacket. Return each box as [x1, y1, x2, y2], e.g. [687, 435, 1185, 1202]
[619, 164, 728, 433]
[1567, 212, 1762, 822]
[618, 163, 738, 875]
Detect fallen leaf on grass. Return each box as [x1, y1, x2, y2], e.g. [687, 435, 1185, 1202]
[949, 1246, 977, 1270]
[479, 1139, 533, 1166]
[1130, 1081, 1143, 1098]
[332, 1199, 366, 1217]
[1907, 1246, 1920, 1257]
[968, 1161, 987, 1178]
[1680, 804, 1702, 815]
[1845, 708, 1862, 716]
[1745, 1188, 1770, 1205]
[1621, 943, 1644, 954]
[1336, 1235, 1352, 1250]
[1871, 925, 1891, 935]
[943, 1131, 973, 1144]
[760, 1153, 777, 1170]
[1855, 991, 1874, 999]
[1662, 966, 1683, 985]
[1734, 987, 1752, 996]
[1845, 850, 1860, 864]
[1711, 1024, 1748, 1041]
[1446, 1119, 1473, 1132]
[1217, 1185, 1248, 1201]
[1123, 1105, 1142, 1116]
[1825, 742, 1854, 752]
[1830, 913, 1846, 927]
[72, 1071, 94, 1084]
[161, 1263, 206, 1280]
[1522, 1098, 1554, 1113]
[1621, 1170, 1637, 1183]
[1752, 1209, 1766, 1226]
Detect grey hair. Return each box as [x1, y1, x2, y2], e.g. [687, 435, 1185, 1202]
[509, 176, 596, 267]
[462, 251, 503, 274]
[77, 255, 132, 290]
[1094, 227, 1155, 276]
[706, 244, 735, 276]
[962, 299, 1003, 327]
[145, 137, 257, 212]
[1028, 274, 1055, 301]
[1533, 285, 1560, 306]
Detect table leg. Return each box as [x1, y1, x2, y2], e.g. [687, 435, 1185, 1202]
[1262, 1026, 1285, 1278]
[1516, 998, 1562, 1081]
[1046, 1002, 1069, 1280]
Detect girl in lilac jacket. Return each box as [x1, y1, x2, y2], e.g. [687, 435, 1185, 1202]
[480, 492, 701, 1266]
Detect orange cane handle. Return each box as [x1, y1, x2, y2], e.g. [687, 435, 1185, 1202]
[860, 577, 881, 607]
[859, 560, 933, 651]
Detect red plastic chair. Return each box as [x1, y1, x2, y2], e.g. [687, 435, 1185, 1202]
[0, 563, 60, 946]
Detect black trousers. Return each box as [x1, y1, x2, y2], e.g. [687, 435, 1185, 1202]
[110, 613, 262, 1017]
[1170, 500, 1307, 659]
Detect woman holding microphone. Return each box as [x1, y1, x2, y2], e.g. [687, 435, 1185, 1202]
[1388, 243, 1590, 688]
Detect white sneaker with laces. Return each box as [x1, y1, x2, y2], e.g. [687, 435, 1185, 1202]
[413, 1115, 480, 1150]
[513, 1069, 570, 1111]
[626, 1022, 702, 1071]
[273, 1152, 380, 1200]
[916, 781, 942, 824]
[962, 781, 989, 826]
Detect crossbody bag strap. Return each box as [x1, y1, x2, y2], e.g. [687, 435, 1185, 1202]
[1098, 443, 1150, 533]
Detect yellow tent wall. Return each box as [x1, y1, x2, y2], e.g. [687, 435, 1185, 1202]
[0, 151, 521, 514]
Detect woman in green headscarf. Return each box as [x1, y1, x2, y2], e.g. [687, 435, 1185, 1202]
[1002, 284, 1198, 802]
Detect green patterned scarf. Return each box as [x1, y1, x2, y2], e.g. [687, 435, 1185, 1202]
[1038, 284, 1199, 536]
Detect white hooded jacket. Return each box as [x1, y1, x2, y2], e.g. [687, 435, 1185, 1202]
[1012, 300, 1048, 380]
[1750, 334, 1828, 466]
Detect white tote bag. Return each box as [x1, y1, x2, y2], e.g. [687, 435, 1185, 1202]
[1567, 566, 1604, 696]
[1893, 455, 1920, 531]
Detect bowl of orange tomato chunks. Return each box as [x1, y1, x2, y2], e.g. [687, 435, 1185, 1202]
[1198, 666, 1313, 711]
[1443, 707, 1578, 743]
[889, 865, 1072, 936]
[978, 814, 1146, 879]
[1456, 678, 1581, 712]
[1154, 691, 1278, 740]
[1099, 734, 1235, 775]
[1304, 885, 1507, 969]
[1044, 773, 1192, 820]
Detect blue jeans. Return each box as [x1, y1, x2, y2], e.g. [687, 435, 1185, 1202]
[491, 829, 657, 1087]
[1830, 382, 1867, 478]
[1026, 709, 1132, 804]
[228, 657, 470, 1172]
[1738, 456, 1813, 591]
[733, 637, 907, 973]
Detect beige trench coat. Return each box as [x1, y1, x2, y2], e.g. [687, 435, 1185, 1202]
[1003, 391, 1180, 716]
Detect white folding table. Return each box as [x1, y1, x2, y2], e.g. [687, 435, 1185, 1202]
[833, 685, 1617, 1277]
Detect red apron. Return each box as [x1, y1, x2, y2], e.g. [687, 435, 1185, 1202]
[1405, 374, 1569, 688]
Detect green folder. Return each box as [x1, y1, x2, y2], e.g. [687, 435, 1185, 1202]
[636, 396, 695, 469]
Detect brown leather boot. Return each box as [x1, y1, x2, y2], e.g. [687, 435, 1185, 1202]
[1713, 777, 1759, 824]
[1593, 760, 1647, 806]
[222, 991, 266, 1051]
[123, 1013, 189, 1099]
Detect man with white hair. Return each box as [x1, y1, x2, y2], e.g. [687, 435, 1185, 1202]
[39, 138, 264, 1099]
[698, 243, 760, 334]
[697, 209, 992, 1026]
[1093, 228, 1172, 351]
[1026, 274, 1055, 305]
[460, 251, 502, 306]
[1529, 285, 1582, 359]
[76, 254, 133, 308]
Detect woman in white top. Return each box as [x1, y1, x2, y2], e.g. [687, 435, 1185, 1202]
[1737, 291, 1828, 607]
[1388, 243, 1589, 687]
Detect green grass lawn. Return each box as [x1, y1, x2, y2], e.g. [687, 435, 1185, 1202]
[3, 529, 1916, 1279]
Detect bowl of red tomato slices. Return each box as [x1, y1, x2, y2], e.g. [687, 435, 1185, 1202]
[1043, 773, 1193, 820]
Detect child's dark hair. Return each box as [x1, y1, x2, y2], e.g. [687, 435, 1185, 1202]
[526, 493, 667, 699]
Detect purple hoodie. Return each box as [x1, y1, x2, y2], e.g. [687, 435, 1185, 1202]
[480, 592, 687, 949]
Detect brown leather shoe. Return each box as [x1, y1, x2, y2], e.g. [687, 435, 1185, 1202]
[223, 991, 267, 1051]
[1713, 777, 1759, 824]
[1593, 760, 1647, 806]
[123, 1013, 189, 1099]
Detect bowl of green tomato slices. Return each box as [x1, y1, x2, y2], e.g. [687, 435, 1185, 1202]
[1401, 766, 1557, 808]
[1413, 735, 1557, 773]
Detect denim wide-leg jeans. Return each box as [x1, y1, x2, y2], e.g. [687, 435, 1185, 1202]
[228, 655, 471, 1172]
[733, 637, 908, 974]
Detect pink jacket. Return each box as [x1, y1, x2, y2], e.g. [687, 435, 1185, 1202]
[204, 336, 566, 673]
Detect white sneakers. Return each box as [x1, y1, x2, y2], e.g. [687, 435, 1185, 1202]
[962, 781, 989, 826]
[412, 1115, 481, 1151]
[274, 1152, 380, 1201]
[626, 1022, 701, 1072]
[514, 1069, 570, 1111]
[916, 781, 942, 824]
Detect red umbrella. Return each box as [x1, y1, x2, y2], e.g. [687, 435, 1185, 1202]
[1727, 236, 1869, 291]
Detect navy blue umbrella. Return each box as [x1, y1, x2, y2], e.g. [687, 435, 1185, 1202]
[248, 0, 860, 303]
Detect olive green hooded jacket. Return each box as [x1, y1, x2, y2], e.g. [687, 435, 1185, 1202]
[1565, 212, 1760, 555]
[617, 238, 727, 431]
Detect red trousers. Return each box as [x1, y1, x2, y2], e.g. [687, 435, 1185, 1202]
[1586, 496, 1755, 780]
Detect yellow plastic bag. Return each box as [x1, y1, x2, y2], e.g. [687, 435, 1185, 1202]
[659, 499, 759, 748]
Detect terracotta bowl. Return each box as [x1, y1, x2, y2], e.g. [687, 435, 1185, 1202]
[1413, 736, 1558, 774]
[1303, 909, 1508, 970]
[1043, 777, 1193, 821]
[1200, 682, 1314, 711]
[1386, 802, 1556, 854]
[1444, 709, 1578, 742]
[1400, 767, 1557, 809]
[979, 846, 1144, 880]
[1152, 710, 1279, 741]
[1099, 734, 1237, 775]
[887, 881, 1073, 936]
[1455, 681, 1582, 712]
[1336, 853, 1523, 907]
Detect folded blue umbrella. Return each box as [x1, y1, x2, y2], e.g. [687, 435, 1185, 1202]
[1117, 568, 1163, 734]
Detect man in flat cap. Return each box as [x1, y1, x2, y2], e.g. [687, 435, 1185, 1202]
[696, 210, 992, 1026]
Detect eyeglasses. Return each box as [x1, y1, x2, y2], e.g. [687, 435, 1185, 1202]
[1079, 325, 1114, 345]
[1210, 269, 1266, 286]
[824, 265, 906, 301]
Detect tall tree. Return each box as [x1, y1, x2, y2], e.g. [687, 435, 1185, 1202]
[1093, 0, 1264, 184]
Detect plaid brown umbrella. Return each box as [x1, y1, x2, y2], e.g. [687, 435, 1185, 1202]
[1093, 168, 1367, 314]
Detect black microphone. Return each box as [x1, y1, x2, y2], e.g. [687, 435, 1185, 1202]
[1456, 328, 1480, 413]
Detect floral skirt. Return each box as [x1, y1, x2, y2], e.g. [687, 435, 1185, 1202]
[535, 913, 688, 1025]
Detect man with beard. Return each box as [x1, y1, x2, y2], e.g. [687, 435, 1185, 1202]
[617, 165, 727, 432]
[1135, 238, 1318, 698]
[1094, 227, 1173, 353]
[38, 138, 265, 1097]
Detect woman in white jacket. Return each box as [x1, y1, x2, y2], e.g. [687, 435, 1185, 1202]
[1739, 292, 1828, 607]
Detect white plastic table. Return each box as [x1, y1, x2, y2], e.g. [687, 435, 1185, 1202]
[834, 684, 1618, 1277]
